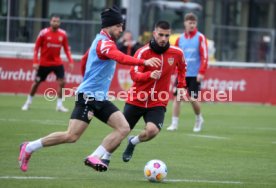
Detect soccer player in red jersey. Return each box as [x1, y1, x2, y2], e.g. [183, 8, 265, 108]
[21, 15, 74, 112]
[119, 20, 187, 162]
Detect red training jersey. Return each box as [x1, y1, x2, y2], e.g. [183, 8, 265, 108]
[33, 27, 73, 67]
[126, 44, 187, 108]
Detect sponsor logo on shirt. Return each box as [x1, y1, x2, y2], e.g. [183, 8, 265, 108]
[47, 43, 62, 48]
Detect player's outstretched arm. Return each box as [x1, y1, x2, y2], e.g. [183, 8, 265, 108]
[97, 40, 161, 67]
[143, 58, 161, 68]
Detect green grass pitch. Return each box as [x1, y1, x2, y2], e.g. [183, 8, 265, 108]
[0, 95, 275, 188]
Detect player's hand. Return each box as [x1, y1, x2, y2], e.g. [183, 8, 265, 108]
[197, 73, 204, 82]
[144, 58, 161, 68]
[177, 88, 187, 100]
[33, 64, 39, 70]
[172, 86, 177, 94]
[69, 63, 74, 71]
[150, 70, 162, 80]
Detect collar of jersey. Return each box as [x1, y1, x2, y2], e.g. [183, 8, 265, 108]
[184, 28, 198, 39]
[100, 30, 114, 41]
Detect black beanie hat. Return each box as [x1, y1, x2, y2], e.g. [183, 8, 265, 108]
[101, 5, 123, 28]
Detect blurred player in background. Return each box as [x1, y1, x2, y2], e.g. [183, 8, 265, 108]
[119, 20, 186, 163]
[117, 30, 141, 56]
[167, 12, 208, 132]
[21, 15, 74, 112]
[18, 6, 160, 173]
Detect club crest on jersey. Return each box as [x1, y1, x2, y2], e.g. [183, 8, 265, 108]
[58, 36, 63, 42]
[168, 58, 174, 66]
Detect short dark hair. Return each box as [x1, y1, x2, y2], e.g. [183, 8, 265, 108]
[155, 20, 170, 30]
[184, 12, 197, 21]
[50, 15, 60, 19]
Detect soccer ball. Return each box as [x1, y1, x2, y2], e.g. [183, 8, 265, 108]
[144, 159, 167, 182]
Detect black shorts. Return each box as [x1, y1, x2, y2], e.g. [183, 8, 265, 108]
[70, 93, 119, 124]
[35, 65, 65, 82]
[123, 103, 166, 130]
[173, 77, 201, 99]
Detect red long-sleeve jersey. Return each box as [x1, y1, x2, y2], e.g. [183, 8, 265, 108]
[80, 30, 145, 76]
[126, 44, 187, 108]
[95, 30, 144, 65]
[33, 27, 73, 67]
[175, 28, 208, 75]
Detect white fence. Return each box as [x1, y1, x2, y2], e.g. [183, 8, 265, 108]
[0, 42, 82, 60]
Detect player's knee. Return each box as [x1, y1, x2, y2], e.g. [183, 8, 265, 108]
[65, 133, 79, 143]
[60, 82, 66, 88]
[34, 79, 42, 85]
[118, 123, 131, 137]
[146, 126, 159, 138]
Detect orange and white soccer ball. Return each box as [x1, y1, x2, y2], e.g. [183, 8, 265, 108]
[144, 159, 167, 182]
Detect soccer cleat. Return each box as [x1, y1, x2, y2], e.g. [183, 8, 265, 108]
[84, 156, 108, 172]
[56, 105, 69, 112]
[193, 116, 204, 132]
[18, 142, 32, 172]
[166, 124, 178, 131]
[122, 136, 136, 162]
[101, 159, 110, 167]
[21, 102, 31, 111]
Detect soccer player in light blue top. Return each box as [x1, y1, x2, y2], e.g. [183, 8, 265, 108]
[18, 6, 160, 172]
[167, 12, 208, 132]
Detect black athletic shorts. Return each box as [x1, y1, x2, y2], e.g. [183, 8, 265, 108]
[173, 77, 201, 99]
[70, 93, 119, 124]
[123, 103, 166, 130]
[35, 65, 65, 82]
